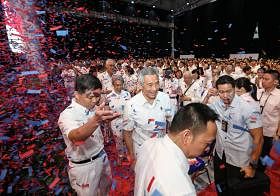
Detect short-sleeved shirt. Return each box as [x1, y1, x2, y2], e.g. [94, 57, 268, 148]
[257, 88, 280, 137]
[123, 91, 173, 151]
[58, 99, 104, 162]
[180, 80, 203, 106]
[209, 95, 262, 167]
[107, 90, 131, 132]
[135, 135, 196, 196]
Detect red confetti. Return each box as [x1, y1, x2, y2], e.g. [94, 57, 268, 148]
[50, 25, 63, 31]
[48, 177, 60, 189]
[19, 149, 34, 159]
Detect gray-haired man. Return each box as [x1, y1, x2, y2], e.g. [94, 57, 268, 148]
[123, 67, 174, 166]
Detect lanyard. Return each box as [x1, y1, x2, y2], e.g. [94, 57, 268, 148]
[258, 92, 271, 114]
[183, 81, 195, 95]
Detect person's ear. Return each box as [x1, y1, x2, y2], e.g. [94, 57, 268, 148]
[74, 91, 79, 100]
[183, 129, 193, 145]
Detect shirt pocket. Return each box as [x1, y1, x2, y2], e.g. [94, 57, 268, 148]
[230, 113, 247, 133]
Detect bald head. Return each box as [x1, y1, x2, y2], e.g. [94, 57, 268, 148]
[183, 71, 192, 85]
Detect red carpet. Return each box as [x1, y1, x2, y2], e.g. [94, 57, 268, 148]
[105, 140, 135, 196]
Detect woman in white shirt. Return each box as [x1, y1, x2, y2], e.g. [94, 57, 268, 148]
[235, 77, 259, 105]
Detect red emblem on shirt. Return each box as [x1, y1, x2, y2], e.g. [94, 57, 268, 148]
[147, 176, 155, 192]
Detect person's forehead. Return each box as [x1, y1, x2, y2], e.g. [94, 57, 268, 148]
[114, 80, 123, 84]
[217, 83, 233, 90]
[106, 61, 115, 65]
[144, 75, 158, 82]
[85, 88, 101, 95]
[263, 73, 273, 79]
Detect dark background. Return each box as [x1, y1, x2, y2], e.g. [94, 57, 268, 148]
[1, 0, 279, 60]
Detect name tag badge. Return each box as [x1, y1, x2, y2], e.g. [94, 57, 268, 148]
[221, 120, 228, 133]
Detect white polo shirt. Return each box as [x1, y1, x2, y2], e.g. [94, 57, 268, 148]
[107, 90, 131, 132]
[135, 135, 196, 196]
[123, 91, 173, 154]
[180, 79, 203, 106]
[58, 99, 104, 162]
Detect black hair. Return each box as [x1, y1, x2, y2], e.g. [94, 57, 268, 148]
[191, 69, 200, 79]
[169, 103, 218, 136]
[235, 77, 258, 101]
[164, 68, 173, 79]
[216, 75, 235, 88]
[257, 67, 266, 73]
[75, 74, 102, 94]
[242, 65, 251, 73]
[127, 66, 135, 75]
[89, 66, 97, 75]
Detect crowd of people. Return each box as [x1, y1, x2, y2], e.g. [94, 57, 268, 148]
[56, 57, 280, 195]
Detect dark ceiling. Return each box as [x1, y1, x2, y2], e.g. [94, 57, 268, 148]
[121, 0, 217, 15]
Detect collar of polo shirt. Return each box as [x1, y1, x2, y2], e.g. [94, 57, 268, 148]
[71, 98, 92, 114]
[139, 91, 160, 106]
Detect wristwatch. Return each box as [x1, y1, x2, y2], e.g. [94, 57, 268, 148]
[250, 160, 258, 169]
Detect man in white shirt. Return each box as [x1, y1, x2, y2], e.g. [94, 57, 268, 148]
[97, 59, 116, 93]
[258, 69, 280, 160]
[163, 71, 180, 114]
[204, 75, 263, 196]
[221, 64, 239, 79]
[179, 71, 203, 106]
[123, 67, 174, 166]
[107, 75, 131, 163]
[135, 103, 218, 196]
[58, 74, 119, 196]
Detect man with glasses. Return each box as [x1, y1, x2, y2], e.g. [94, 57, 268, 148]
[123, 67, 174, 167]
[204, 75, 263, 196]
[258, 69, 280, 160]
[58, 74, 120, 195]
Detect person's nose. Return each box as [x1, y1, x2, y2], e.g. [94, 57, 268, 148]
[223, 92, 230, 99]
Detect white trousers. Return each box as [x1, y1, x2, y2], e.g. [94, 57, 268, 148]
[68, 152, 112, 196]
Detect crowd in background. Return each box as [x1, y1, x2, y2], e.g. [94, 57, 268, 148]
[54, 57, 280, 98]
[55, 56, 280, 154]
[54, 57, 280, 195]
